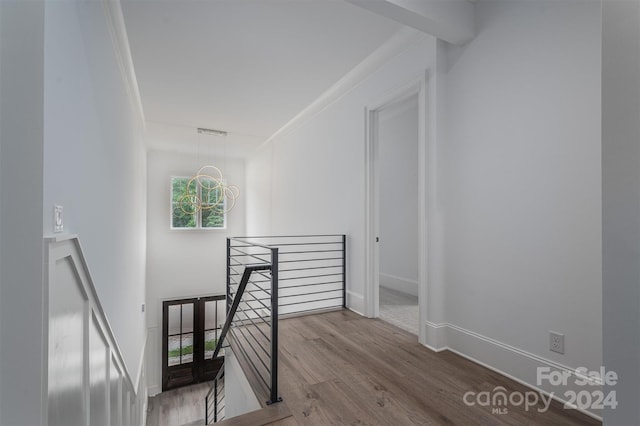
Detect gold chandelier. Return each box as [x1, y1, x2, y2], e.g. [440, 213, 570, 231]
[178, 128, 240, 215]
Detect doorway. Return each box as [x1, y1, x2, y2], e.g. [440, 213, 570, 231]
[364, 73, 431, 345]
[162, 295, 225, 391]
[377, 95, 420, 335]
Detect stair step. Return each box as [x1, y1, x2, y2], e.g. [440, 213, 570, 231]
[215, 402, 291, 426]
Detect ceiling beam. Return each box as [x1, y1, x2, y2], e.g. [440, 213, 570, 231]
[346, 0, 475, 45]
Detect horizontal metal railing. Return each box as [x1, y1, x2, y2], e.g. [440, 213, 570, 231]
[205, 255, 277, 424]
[205, 363, 225, 424]
[225, 240, 280, 406]
[232, 235, 346, 316]
[205, 235, 346, 423]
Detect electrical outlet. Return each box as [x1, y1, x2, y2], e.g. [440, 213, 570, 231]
[549, 331, 564, 354]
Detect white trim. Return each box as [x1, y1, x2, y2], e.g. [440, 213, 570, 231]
[424, 321, 603, 420]
[90, 310, 111, 425]
[101, 0, 146, 127]
[257, 27, 422, 152]
[346, 290, 365, 315]
[146, 323, 162, 397]
[133, 333, 148, 397]
[364, 71, 431, 348]
[45, 235, 148, 425]
[379, 273, 418, 297]
[364, 105, 379, 318]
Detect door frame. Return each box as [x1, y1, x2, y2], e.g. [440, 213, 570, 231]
[364, 70, 432, 345]
[161, 295, 225, 391]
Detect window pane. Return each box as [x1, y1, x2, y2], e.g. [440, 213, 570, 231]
[217, 299, 226, 326]
[172, 205, 196, 228]
[182, 304, 193, 333]
[168, 305, 180, 335]
[204, 300, 217, 330]
[202, 208, 224, 228]
[201, 180, 225, 228]
[168, 335, 180, 366]
[200, 180, 221, 204]
[181, 333, 193, 364]
[171, 177, 197, 228]
[204, 330, 216, 359]
[172, 177, 197, 201]
[172, 178, 186, 202]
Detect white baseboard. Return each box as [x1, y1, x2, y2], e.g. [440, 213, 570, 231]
[346, 290, 365, 315]
[380, 273, 418, 297]
[424, 321, 447, 351]
[147, 385, 161, 397]
[425, 321, 603, 421]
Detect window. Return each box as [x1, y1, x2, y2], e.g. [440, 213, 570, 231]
[171, 176, 226, 229]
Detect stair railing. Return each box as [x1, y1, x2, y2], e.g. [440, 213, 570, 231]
[208, 239, 281, 410]
[206, 234, 347, 423]
[205, 362, 225, 423]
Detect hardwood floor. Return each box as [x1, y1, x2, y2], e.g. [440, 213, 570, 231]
[273, 310, 600, 426]
[148, 310, 601, 425]
[146, 381, 210, 426]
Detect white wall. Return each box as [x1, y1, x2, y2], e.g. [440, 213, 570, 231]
[224, 350, 261, 419]
[602, 0, 640, 424]
[378, 95, 419, 296]
[247, 0, 603, 414]
[42, 0, 147, 386]
[246, 144, 273, 236]
[0, 1, 46, 424]
[145, 147, 245, 395]
[442, 0, 602, 397]
[246, 34, 437, 313]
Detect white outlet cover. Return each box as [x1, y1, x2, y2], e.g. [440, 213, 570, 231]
[549, 331, 564, 354]
[54, 205, 64, 233]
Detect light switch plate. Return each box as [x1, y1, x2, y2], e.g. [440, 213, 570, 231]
[54, 205, 64, 233]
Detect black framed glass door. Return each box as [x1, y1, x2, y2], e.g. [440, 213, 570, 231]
[162, 295, 225, 391]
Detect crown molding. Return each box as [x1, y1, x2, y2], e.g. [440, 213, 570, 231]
[101, 0, 146, 128]
[258, 27, 423, 151]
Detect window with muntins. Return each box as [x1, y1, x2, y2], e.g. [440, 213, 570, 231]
[171, 176, 226, 229]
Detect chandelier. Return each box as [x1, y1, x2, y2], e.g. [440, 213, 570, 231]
[178, 128, 240, 215]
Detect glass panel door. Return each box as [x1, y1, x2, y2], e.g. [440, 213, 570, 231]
[163, 298, 198, 390]
[162, 295, 226, 391]
[199, 296, 225, 382]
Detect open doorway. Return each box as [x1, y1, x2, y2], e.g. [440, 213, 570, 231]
[364, 73, 430, 345]
[376, 95, 420, 336]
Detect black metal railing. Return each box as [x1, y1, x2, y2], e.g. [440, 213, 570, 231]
[235, 235, 346, 316]
[225, 241, 280, 405]
[205, 363, 225, 423]
[205, 234, 346, 424]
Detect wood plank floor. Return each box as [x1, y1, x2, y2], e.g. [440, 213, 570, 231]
[271, 309, 600, 426]
[148, 310, 601, 425]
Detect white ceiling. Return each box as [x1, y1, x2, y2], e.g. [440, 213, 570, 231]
[121, 0, 404, 153]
